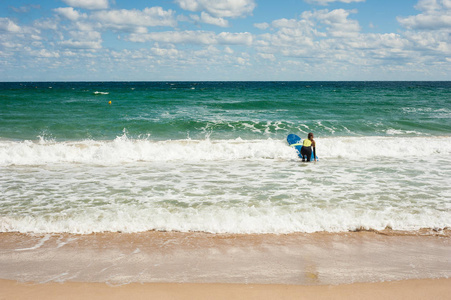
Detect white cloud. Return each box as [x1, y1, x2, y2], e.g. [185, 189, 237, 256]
[54, 7, 87, 21]
[224, 46, 234, 54]
[28, 48, 60, 58]
[127, 30, 253, 46]
[397, 0, 451, 30]
[151, 47, 179, 57]
[279, 48, 310, 58]
[305, 0, 365, 5]
[175, 0, 256, 18]
[398, 14, 451, 30]
[258, 53, 275, 61]
[356, 33, 409, 50]
[254, 22, 269, 30]
[236, 57, 248, 65]
[256, 9, 360, 50]
[62, 0, 109, 10]
[2, 41, 19, 48]
[33, 18, 58, 30]
[74, 21, 96, 32]
[69, 30, 101, 41]
[254, 9, 410, 63]
[217, 32, 253, 45]
[1, 0, 450, 81]
[91, 7, 177, 31]
[303, 9, 361, 37]
[0, 18, 21, 33]
[439, 0, 451, 9]
[403, 30, 451, 55]
[272, 18, 304, 29]
[128, 31, 217, 44]
[252, 3, 450, 71]
[59, 31, 102, 49]
[414, 0, 448, 12]
[194, 45, 221, 57]
[191, 12, 229, 27]
[59, 40, 102, 49]
[311, 8, 355, 24]
[11, 5, 41, 13]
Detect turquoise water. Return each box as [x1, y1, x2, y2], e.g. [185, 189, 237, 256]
[1, 81, 450, 141]
[0, 82, 450, 234]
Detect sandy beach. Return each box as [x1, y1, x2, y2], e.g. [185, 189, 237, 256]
[1, 278, 451, 300]
[1, 230, 450, 299]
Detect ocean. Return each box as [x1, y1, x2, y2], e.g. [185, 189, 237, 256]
[1, 81, 450, 234]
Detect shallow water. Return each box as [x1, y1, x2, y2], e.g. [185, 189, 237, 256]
[1, 82, 450, 234]
[0, 232, 450, 284]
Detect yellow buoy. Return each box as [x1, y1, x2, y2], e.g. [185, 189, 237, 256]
[108, 101, 112, 105]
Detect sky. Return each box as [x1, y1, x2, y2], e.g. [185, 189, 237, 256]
[0, 0, 450, 81]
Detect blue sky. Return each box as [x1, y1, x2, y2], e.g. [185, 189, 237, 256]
[0, 0, 450, 81]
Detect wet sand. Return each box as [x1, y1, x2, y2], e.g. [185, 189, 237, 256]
[0, 230, 449, 285]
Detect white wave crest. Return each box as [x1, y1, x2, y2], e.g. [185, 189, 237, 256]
[0, 136, 450, 166]
[320, 136, 451, 159]
[0, 136, 295, 166]
[1, 205, 449, 234]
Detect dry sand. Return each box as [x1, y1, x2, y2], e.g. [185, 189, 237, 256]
[1, 278, 450, 300]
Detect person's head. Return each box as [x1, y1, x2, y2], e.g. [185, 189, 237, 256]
[308, 132, 314, 140]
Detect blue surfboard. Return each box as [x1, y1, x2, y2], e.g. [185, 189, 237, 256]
[287, 134, 303, 159]
[287, 134, 318, 161]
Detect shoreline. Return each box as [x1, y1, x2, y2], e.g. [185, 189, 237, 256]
[2, 226, 450, 236]
[1, 231, 450, 286]
[1, 278, 450, 300]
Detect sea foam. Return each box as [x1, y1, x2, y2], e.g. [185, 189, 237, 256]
[0, 135, 450, 166]
[2, 135, 450, 235]
[1, 203, 449, 234]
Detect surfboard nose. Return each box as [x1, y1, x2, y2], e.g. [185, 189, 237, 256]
[287, 134, 301, 145]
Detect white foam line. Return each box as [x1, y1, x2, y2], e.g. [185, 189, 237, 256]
[1, 136, 450, 165]
[56, 237, 78, 248]
[15, 234, 51, 251]
[40, 272, 69, 284]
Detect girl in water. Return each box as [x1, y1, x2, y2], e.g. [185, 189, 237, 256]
[301, 132, 316, 162]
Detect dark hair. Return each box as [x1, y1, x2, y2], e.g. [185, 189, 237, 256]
[308, 132, 314, 139]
